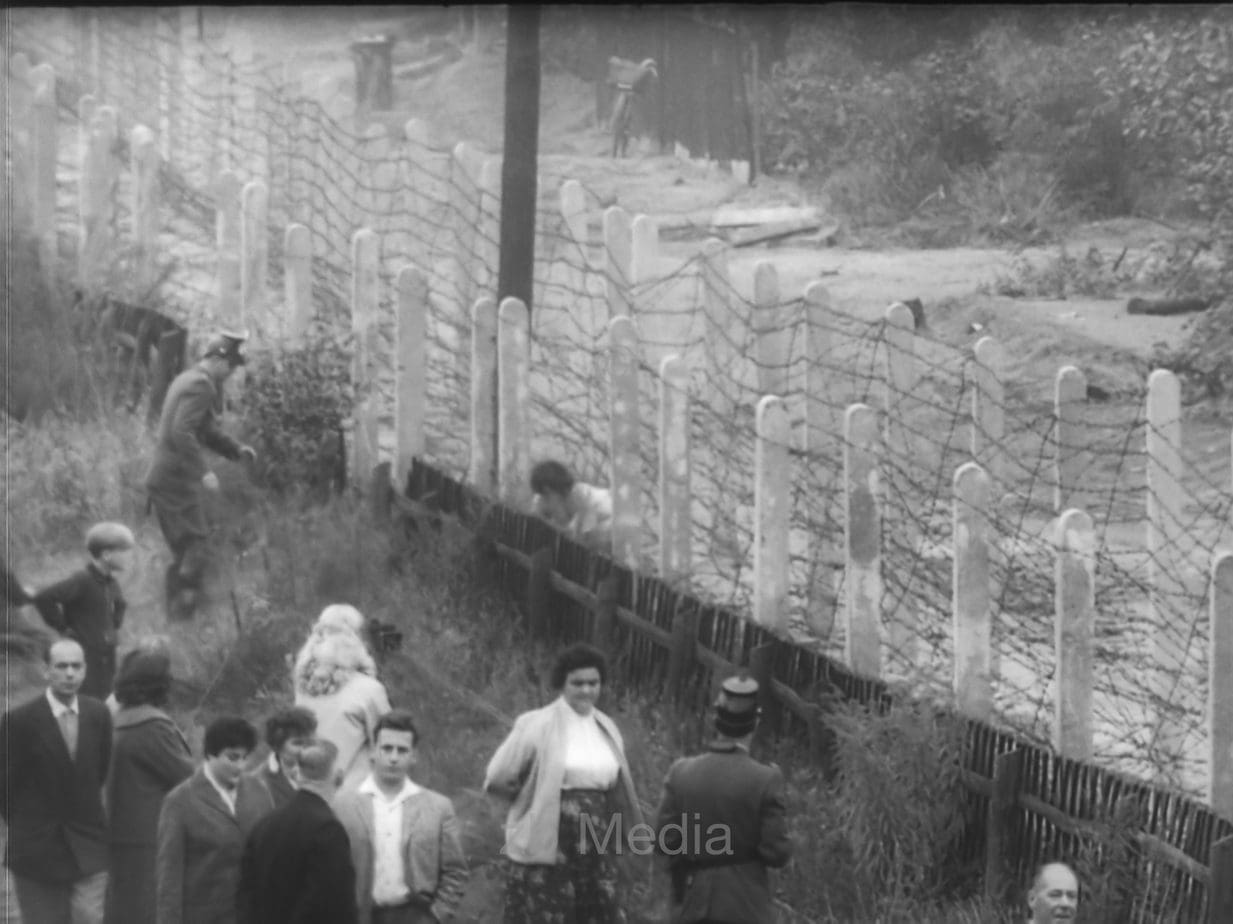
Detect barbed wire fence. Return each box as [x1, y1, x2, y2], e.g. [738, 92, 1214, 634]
[8, 8, 1232, 802]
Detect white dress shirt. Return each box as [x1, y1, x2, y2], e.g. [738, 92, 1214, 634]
[203, 762, 238, 814]
[46, 688, 79, 720]
[358, 773, 423, 906]
[561, 706, 620, 790]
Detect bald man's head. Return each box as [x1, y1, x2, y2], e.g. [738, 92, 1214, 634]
[1029, 862, 1079, 922]
[47, 638, 86, 702]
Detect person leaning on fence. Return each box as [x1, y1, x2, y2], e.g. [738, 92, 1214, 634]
[104, 644, 194, 924]
[654, 675, 793, 924]
[145, 330, 256, 621]
[293, 606, 392, 792]
[250, 706, 319, 809]
[529, 460, 614, 549]
[1027, 861, 1079, 923]
[483, 642, 644, 924]
[32, 521, 136, 701]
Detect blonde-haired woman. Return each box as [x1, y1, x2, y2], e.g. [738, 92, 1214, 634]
[292, 605, 390, 791]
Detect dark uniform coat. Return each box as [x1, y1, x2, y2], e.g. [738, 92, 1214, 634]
[237, 789, 359, 924]
[156, 767, 274, 924]
[248, 759, 297, 810]
[32, 562, 126, 699]
[104, 704, 195, 924]
[0, 692, 113, 884]
[145, 366, 243, 555]
[655, 741, 794, 924]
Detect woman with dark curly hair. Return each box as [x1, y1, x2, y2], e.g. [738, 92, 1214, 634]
[484, 643, 643, 923]
[103, 639, 194, 924]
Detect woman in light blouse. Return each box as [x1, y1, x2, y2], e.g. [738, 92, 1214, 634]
[483, 643, 643, 923]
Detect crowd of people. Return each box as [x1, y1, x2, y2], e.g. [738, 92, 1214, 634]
[1, 328, 1084, 923]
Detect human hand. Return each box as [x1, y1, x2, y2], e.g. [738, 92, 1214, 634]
[239, 444, 257, 464]
[202, 471, 220, 492]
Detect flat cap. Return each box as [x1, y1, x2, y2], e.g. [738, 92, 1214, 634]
[201, 329, 249, 366]
[85, 521, 135, 555]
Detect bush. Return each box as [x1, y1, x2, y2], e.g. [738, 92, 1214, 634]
[239, 326, 352, 498]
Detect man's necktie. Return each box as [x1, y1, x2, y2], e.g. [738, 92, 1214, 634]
[59, 709, 78, 759]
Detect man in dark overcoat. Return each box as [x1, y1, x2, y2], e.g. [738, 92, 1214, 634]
[654, 675, 794, 924]
[145, 330, 255, 619]
[0, 638, 114, 924]
[237, 738, 359, 924]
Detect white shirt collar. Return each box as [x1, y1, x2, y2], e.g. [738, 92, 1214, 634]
[47, 689, 79, 716]
[358, 773, 421, 802]
[203, 761, 239, 811]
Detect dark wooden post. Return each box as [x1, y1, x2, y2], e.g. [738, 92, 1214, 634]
[1103, 793, 1142, 924]
[748, 642, 778, 748]
[593, 574, 619, 649]
[370, 461, 392, 523]
[147, 327, 186, 425]
[665, 597, 697, 698]
[351, 36, 394, 115]
[1210, 835, 1233, 924]
[527, 545, 554, 639]
[984, 748, 1025, 907]
[497, 5, 540, 313]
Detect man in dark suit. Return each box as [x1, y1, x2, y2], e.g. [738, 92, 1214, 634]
[237, 738, 358, 924]
[249, 706, 318, 809]
[145, 331, 256, 619]
[654, 675, 794, 924]
[0, 638, 114, 924]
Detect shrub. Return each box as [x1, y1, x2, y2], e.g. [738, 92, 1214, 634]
[238, 325, 352, 498]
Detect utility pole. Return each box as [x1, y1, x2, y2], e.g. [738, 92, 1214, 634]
[496, 4, 540, 315]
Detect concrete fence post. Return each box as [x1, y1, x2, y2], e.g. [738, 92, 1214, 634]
[972, 336, 1006, 488]
[803, 282, 839, 638]
[350, 228, 381, 489]
[1054, 365, 1087, 513]
[130, 125, 161, 293]
[630, 213, 658, 287]
[79, 105, 118, 293]
[954, 461, 994, 720]
[1209, 551, 1233, 817]
[283, 224, 312, 342]
[844, 403, 882, 677]
[396, 266, 429, 488]
[1146, 368, 1187, 781]
[469, 296, 499, 495]
[476, 156, 502, 300]
[608, 315, 641, 569]
[450, 142, 481, 313]
[240, 180, 268, 331]
[603, 205, 633, 319]
[1054, 508, 1095, 760]
[755, 395, 791, 633]
[31, 63, 57, 243]
[497, 297, 531, 508]
[215, 170, 243, 327]
[560, 180, 589, 302]
[754, 262, 790, 397]
[659, 355, 692, 584]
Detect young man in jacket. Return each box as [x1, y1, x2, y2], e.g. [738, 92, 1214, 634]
[332, 711, 468, 924]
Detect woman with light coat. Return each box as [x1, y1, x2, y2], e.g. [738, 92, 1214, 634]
[484, 643, 643, 923]
[292, 605, 391, 791]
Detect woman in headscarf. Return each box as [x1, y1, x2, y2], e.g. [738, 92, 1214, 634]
[292, 604, 391, 791]
[483, 642, 643, 923]
[104, 639, 195, 924]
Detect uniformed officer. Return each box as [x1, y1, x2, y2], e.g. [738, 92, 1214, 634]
[145, 330, 256, 619]
[655, 675, 794, 924]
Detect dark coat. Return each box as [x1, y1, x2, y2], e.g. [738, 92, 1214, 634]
[145, 366, 243, 549]
[104, 705, 195, 924]
[32, 562, 126, 699]
[237, 789, 359, 924]
[0, 691, 113, 883]
[248, 760, 297, 810]
[655, 741, 794, 924]
[156, 767, 275, 924]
